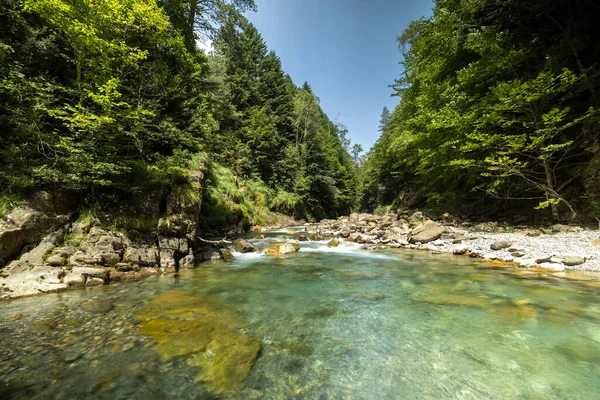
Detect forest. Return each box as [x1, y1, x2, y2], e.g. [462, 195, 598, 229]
[2, 0, 600, 228]
[361, 0, 600, 223]
[0, 0, 358, 229]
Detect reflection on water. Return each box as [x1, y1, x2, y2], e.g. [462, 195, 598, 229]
[1, 232, 600, 399]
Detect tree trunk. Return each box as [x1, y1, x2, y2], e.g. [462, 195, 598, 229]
[543, 157, 560, 220]
[188, 1, 196, 32]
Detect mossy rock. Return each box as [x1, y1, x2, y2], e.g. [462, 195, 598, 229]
[135, 290, 261, 394]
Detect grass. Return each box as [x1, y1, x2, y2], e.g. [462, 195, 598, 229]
[0, 193, 23, 218]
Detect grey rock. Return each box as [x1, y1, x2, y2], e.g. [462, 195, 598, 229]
[348, 232, 361, 242]
[122, 246, 159, 266]
[101, 252, 121, 265]
[559, 255, 586, 266]
[490, 241, 512, 250]
[551, 224, 570, 233]
[46, 254, 66, 267]
[81, 299, 113, 313]
[453, 247, 469, 255]
[408, 221, 446, 244]
[86, 277, 104, 286]
[71, 266, 108, 279]
[233, 239, 256, 253]
[65, 239, 80, 247]
[198, 248, 222, 261]
[0, 206, 55, 265]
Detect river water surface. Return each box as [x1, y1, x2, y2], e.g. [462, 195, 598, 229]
[1, 229, 600, 399]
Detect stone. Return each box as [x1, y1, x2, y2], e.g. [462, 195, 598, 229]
[38, 282, 67, 293]
[56, 246, 76, 257]
[122, 246, 159, 266]
[408, 221, 446, 244]
[265, 241, 300, 256]
[46, 254, 66, 267]
[71, 266, 108, 279]
[490, 241, 512, 250]
[101, 252, 121, 266]
[327, 238, 340, 247]
[339, 227, 351, 238]
[348, 232, 361, 242]
[304, 225, 318, 234]
[135, 290, 260, 393]
[309, 235, 324, 241]
[65, 239, 80, 247]
[297, 235, 309, 242]
[198, 248, 222, 262]
[0, 206, 55, 265]
[559, 255, 586, 266]
[453, 247, 468, 255]
[63, 272, 86, 288]
[551, 224, 570, 233]
[86, 277, 105, 286]
[220, 248, 234, 262]
[536, 256, 554, 264]
[591, 239, 600, 248]
[81, 299, 113, 313]
[232, 239, 256, 253]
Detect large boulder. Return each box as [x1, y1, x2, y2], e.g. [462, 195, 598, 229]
[233, 239, 256, 253]
[0, 206, 56, 265]
[265, 241, 300, 256]
[408, 221, 446, 244]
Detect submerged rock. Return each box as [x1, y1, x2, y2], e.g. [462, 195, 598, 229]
[135, 290, 261, 393]
[233, 239, 256, 253]
[81, 299, 113, 314]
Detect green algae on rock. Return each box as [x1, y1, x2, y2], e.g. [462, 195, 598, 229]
[135, 290, 261, 393]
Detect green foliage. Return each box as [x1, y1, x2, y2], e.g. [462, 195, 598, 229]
[361, 0, 600, 221]
[1, 0, 357, 231]
[0, 193, 22, 218]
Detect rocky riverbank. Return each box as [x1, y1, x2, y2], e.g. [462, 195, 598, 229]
[3, 200, 600, 300]
[311, 212, 600, 273]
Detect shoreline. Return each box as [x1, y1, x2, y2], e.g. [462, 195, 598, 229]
[310, 213, 600, 274]
[2, 213, 600, 301]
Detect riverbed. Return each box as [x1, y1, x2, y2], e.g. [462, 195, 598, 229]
[1, 229, 600, 399]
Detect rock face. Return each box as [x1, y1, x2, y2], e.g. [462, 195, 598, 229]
[265, 241, 300, 256]
[408, 221, 446, 244]
[233, 239, 256, 253]
[0, 206, 56, 265]
[136, 290, 261, 393]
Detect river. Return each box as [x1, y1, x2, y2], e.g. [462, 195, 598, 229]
[1, 227, 600, 399]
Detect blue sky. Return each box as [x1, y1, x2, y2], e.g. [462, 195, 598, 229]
[245, 0, 434, 152]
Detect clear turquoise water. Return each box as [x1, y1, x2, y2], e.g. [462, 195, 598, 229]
[1, 229, 600, 399]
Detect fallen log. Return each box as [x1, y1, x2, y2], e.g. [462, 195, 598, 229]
[196, 237, 232, 248]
